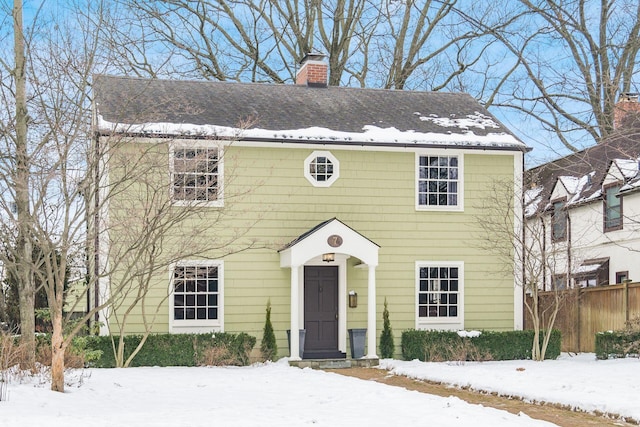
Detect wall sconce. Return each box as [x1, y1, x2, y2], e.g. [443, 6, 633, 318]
[322, 253, 335, 263]
[348, 290, 357, 308]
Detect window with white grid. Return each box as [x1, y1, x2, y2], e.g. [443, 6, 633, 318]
[172, 146, 222, 206]
[170, 262, 223, 333]
[304, 151, 339, 187]
[416, 261, 464, 329]
[416, 154, 462, 211]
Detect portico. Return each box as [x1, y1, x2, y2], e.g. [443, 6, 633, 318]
[279, 218, 379, 361]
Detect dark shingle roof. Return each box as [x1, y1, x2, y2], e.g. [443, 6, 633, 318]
[526, 128, 640, 214]
[92, 75, 525, 150]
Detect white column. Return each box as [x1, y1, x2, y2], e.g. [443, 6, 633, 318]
[366, 264, 378, 358]
[290, 265, 301, 360]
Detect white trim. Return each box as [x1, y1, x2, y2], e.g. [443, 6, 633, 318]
[513, 152, 524, 330]
[168, 260, 224, 334]
[303, 255, 349, 354]
[97, 136, 111, 336]
[129, 136, 525, 155]
[415, 261, 465, 330]
[281, 219, 379, 358]
[280, 219, 378, 268]
[290, 265, 301, 360]
[169, 141, 224, 208]
[366, 264, 377, 358]
[415, 151, 464, 212]
[304, 150, 340, 187]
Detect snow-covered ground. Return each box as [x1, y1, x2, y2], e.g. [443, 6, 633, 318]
[1, 353, 637, 426]
[381, 353, 640, 422]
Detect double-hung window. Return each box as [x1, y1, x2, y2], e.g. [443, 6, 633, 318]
[172, 144, 223, 206]
[170, 261, 223, 333]
[416, 261, 464, 330]
[603, 183, 622, 231]
[551, 199, 567, 241]
[416, 154, 462, 211]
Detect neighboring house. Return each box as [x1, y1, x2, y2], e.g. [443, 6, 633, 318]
[525, 95, 640, 289]
[92, 53, 527, 361]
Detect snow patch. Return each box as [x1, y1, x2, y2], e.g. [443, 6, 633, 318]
[418, 111, 501, 130]
[457, 330, 482, 338]
[97, 115, 525, 149]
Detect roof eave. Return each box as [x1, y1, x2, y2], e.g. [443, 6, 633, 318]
[94, 130, 529, 152]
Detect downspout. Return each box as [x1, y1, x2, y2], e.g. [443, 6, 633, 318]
[521, 152, 526, 329]
[93, 134, 100, 325]
[540, 217, 546, 291]
[566, 209, 572, 288]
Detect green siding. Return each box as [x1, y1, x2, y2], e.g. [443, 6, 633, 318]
[107, 142, 519, 357]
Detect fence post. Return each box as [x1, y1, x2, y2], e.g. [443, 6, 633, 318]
[575, 287, 581, 352]
[623, 280, 630, 324]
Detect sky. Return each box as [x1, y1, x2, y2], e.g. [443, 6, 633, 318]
[2, 352, 638, 426]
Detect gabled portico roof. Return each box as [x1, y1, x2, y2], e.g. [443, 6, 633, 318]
[279, 218, 379, 267]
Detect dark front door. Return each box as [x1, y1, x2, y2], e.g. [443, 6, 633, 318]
[304, 266, 342, 359]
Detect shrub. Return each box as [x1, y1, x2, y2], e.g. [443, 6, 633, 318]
[260, 300, 277, 361]
[401, 329, 561, 361]
[379, 298, 395, 358]
[29, 333, 103, 368]
[595, 316, 640, 360]
[84, 332, 256, 368]
[0, 330, 26, 401]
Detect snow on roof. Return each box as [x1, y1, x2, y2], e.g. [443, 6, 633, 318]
[557, 176, 581, 195]
[621, 177, 640, 192]
[567, 172, 595, 204]
[417, 111, 501, 130]
[525, 171, 597, 218]
[96, 115, 524, 148]
[613, 158, 639, 180]
[573, 262, 603, 274]
[524, 187, 543, 217]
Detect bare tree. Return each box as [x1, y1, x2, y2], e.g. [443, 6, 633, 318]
[460, 0, 640, 151]
[368, 0, 496, 91]
[475, 178, 569, 360]
[0, 0, 256, 391]
[0, 0, 40, 370]
[110, 0, 502, 92]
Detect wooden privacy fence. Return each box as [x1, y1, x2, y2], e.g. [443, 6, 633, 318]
[524, 282, 640, 353]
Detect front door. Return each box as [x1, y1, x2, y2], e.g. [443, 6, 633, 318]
[304, 266, 342, 359]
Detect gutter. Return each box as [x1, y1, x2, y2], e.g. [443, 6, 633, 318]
[94, 131, 531, 153]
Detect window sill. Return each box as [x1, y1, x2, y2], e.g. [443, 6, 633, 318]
[417, 319, 463, 331]
[170, 322, 221, 334]
[603, 225, 623, 233]
[171, 200, 224, 208]
[415, 205, 463, 212]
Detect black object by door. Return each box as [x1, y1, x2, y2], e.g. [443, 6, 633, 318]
[303, 266, 342, 359]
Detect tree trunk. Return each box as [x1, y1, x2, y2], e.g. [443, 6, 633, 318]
[50, 306, 65, 392]
[13, 0, 36, 370]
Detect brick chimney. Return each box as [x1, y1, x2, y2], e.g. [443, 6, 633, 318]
[296, 52, 328, 87]
[614, 93, 640, 129]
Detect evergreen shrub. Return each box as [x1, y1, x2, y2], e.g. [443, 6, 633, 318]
[401, 329, 561, 361]
[260, 301, 277, 361]
[595, 318, 640, 359]
[379, 298, 395, 358]
[84, 332, 256, 367]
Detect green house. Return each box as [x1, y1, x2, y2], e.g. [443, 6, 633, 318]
[92, 54, 527, 361]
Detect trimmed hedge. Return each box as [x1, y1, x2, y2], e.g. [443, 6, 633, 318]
[595, 330, 640, 360]
[401, 329, 561, 361]
[85, 332, 256, 368]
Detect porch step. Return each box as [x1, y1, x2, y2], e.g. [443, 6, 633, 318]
[289, 358, 379, 369]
